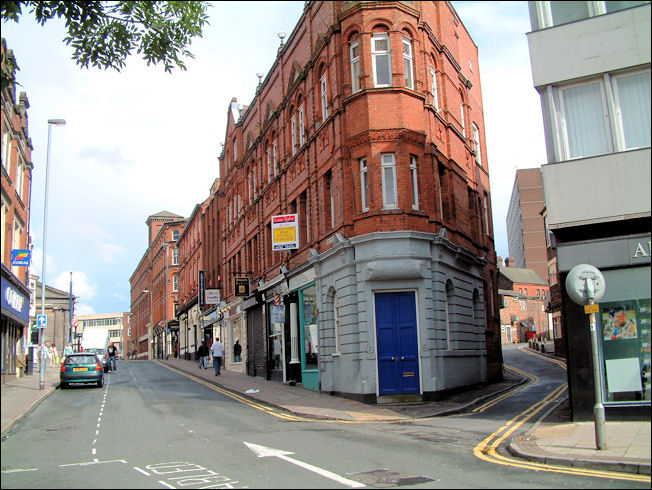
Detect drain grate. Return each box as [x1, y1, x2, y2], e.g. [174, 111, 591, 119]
[346, 469, 436, 488]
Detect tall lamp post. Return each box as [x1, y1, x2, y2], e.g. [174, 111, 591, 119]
[39, 118, 65, 390]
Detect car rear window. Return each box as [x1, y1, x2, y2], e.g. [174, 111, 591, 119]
[66, 355, 98, 365]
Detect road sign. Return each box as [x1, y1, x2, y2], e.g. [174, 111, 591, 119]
[36, 314, 47, 328]
[72, 319, 79, 328]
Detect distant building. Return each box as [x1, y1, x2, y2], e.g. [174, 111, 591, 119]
[30, 281, 74, 353]
[527, 1, 650, 420]
[498, 260, 550, 344]
[506, 168, 548, 282]
[76, 313, 129, 356]
[1, 38, 34, 382]
[129, 211, 185, 360]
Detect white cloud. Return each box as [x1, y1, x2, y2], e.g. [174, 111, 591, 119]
[51, 270, 98, 301]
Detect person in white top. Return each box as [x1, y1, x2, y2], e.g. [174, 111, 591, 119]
[209, 338, 225, 376]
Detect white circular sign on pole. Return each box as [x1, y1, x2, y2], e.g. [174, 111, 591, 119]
[565, 264, 606, 305]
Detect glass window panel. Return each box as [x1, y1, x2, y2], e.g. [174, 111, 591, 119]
[561, 82, 610, 158]
[615, 71, 651, 149]
[301, 285, 318, 370]
[550, 1, 590, 26]
[375, 55, 391, 85]
[605, 1, 649, 13]
[374, 38, 388, 51]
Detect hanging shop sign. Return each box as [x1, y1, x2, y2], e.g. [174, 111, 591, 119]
[271, 214, 299, 251]
[234, 277, 249, 297]
[205, 289, 221, 304]
[11, 249, 31, 266]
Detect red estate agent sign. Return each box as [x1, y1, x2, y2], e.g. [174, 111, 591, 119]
[271, 214, 299, 251]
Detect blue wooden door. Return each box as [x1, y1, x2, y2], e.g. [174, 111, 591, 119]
[375, 292, 419, 395]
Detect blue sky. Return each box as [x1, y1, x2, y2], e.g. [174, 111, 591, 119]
[2, 1, 546, 315]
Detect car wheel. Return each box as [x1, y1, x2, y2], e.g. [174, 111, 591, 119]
[97, 377, 103, 388]
[60, 382, 68, 389]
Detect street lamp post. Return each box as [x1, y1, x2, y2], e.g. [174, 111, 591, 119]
[39, 118, 65, 390]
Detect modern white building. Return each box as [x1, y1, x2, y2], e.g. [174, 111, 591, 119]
[76, 313, 128, 356]
[527, 1, 651, 420]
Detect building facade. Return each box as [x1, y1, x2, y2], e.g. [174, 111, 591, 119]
[497, 262, 550, 344]
[1, 38, 34, 382]
[208, 1, 501, 402]
[506, 168, 548, 282]
[527, 1, 651, 419]
[129, 212, 185, 360]
[76, 313, 128, 356]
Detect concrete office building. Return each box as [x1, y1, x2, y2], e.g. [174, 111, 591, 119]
[506, 168, 548, 282]
[527, 1, 651, 419]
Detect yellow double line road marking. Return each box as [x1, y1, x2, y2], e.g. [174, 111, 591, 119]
[471, 365, 538, 414]
[473, 353, 650, 482]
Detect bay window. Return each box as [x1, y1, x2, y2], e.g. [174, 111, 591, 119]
[381, 153, 397, 209]
[403, 37, 414, 89]
[350, 39, 360, 92]
[371, 32, 391, 87]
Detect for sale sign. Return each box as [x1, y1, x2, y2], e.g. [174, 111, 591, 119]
[271, 214, 299, 251]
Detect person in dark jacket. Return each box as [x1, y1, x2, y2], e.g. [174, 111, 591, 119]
[197, 341, 209, 369]
[233, 338, 242, 363]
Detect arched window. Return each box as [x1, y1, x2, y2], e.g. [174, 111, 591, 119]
[350, 34, 361, 92]
[371, 27, 391, 87]
[319, 64, 329, 122]
[445, 279, 455, 350]
[402, 34, 414, 89]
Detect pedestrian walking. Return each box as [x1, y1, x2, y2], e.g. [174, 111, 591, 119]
[210, 338, 224, 376]
[233, 338, 242, 363]
[197, 341, 209, 369]
[52, 344, 59, 366]
[64, 342, 73, 356]
[107, 342, 118, 372]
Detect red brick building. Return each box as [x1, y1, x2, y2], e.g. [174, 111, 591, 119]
[1, 38, 34, 381]
[129, 212, 185, 359]
[200, 1, 501, 402]
[498, 261, 550, 344]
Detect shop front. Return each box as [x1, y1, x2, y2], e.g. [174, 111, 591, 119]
[558, 233, 651, 420]
[1, 268, 30, 382]
[297, 283, 318, 391]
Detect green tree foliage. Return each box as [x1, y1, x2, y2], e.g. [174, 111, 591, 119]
[1, 1, 210, 89]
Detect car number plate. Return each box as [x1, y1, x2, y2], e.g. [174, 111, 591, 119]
[73, 367, 88, 372]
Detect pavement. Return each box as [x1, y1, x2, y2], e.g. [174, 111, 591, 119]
[2, 344, 649, 476]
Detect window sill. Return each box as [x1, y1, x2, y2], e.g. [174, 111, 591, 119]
[332, 352, 341, 358]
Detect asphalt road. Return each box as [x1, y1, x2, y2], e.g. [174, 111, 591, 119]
[1, 345, 647, 488]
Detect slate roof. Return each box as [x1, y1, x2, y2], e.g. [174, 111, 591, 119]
[498, 266, 547, 286]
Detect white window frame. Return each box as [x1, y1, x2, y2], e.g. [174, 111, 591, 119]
[172, 248, 179, 265]
[1, 128, 10, 171]
[173, 275, 178, 292]
[403, 36, 414, 89]
[248, 172, 253, 204]
[483, 194, 490, 235]
[233, 137, 238, 162]
[611, 69, 651, 151]
[329, 173, 335, 229]
[266, 147, 272, 183]
[350, 39, 360, 93]
[298, 105, 305, 147]
[410, 155, 419, 210]
[360, 157, 369, 212]
[431, 66, 439, 111]
[557, 78, 611, 160]
[371, 32, 392, 88]
[320, 73, 328, 121]
[381, 153, 398, 209]
[473, 123, 482, 166]
[291, 114, 297, 156]
[272, 140, 278, 176]
[15, 157, 24, 201]
[460, 101, 466, 137]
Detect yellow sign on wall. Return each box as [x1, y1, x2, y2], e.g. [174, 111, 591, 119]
[271, 214, 299, 251]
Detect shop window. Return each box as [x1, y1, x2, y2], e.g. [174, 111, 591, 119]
[301, 285, 318, 370]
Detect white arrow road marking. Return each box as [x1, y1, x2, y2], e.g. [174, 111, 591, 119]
[244, 442, 365, 488]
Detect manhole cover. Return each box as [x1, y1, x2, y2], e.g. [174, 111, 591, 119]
[347, 469, 436, 488]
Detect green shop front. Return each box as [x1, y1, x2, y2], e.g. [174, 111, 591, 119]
[559, 233, 651, 420]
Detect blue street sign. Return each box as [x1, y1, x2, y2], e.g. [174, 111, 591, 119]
[37, 314, 47, 328]
[11, 249, 31, 266]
